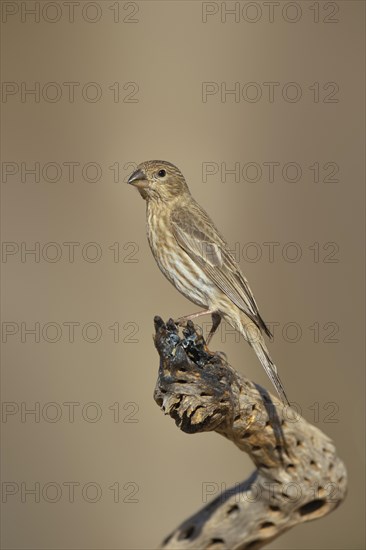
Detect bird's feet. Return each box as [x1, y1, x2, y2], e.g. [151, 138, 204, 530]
[174, 309, 213, 328]
[174, 316, 189, 328]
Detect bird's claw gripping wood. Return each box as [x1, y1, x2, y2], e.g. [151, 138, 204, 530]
[153, 316, 347, 550]
[174, 311, 222, 346]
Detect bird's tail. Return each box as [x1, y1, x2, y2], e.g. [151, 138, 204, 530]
[224, 310, 290, 406]
[250, 336, 290, 406]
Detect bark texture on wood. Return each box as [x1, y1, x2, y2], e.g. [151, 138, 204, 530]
[153, 317, 347, 550]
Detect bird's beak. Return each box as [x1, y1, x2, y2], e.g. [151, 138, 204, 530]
[128, 168, 149, 189]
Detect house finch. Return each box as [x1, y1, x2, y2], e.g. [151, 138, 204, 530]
[128, 160, 290, 405]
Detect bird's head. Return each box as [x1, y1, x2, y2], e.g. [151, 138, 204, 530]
[127, 160, 189, 202]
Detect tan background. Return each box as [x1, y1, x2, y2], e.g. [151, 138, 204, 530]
[1, 1, 365, 548]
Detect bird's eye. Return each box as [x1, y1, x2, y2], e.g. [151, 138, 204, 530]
[157, 169, 166, 178]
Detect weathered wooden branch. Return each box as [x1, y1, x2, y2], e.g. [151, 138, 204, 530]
[153, 317, 347, 550]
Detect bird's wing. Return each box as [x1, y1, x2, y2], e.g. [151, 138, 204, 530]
[171, 203, 271, 337]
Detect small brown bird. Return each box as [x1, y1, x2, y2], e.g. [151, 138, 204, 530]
[128, 160, 289, 405]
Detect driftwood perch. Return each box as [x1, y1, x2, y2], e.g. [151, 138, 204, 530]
[153, 317, 347, 550]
